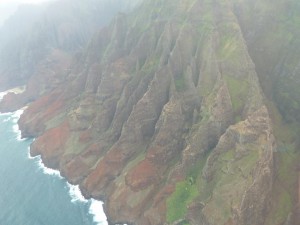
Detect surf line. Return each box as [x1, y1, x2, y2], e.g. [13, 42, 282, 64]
[9, 106, 108, 225]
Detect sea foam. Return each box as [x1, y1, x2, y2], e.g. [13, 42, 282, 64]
[10, 109, 24, 141]
[29, 140, 108, 225]
[0, 91, 7, 100]
[89, 200, 108, 225]
[35, 156, 62, 178]
[66, 182, 108, 225]
[66, 178, 108, 225]
[5, 97, 109, 225]
[66, 179, 108, 225]
[67, 183, 88, 203]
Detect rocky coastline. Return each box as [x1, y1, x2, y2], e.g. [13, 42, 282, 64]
[1, 0, 300, 225]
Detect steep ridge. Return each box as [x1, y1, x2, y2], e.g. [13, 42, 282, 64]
[9, 0, 280, 224]
[0, 0, 142, 112]
[0, 3, 46, 89]
[2, 0, 300, 224]
[232, 0, 300, 123]
[232, 1, 300, 224]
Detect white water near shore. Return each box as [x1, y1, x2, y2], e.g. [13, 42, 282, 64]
[34, 155, 108, 225]
[0, 90, 7, 99]
[2, 98, 108, 225]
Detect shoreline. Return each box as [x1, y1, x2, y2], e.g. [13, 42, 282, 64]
[0, 99, 108, 225]
[0, 86, 25, 97]
[33, 154, 108, 225]
[17, 112, 108, 225]
[0, 88, 125, 225]
[7, 86, 26, 94]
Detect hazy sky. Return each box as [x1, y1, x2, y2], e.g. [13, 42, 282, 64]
[0, 0, 53, 25]
[0, 0, 51, 5]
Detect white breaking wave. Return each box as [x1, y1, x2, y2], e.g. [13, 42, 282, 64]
[11, 109, 24, 120]
[89, 200, 108, 225]
[3, 117, 11, 122]
[0, 91, 8, 100]
[29, 140, 108, 225]
[5, 102, 109, 225]
[35, 155, 62, 178]
[10, 109, 24, 141]
[67, 184, 88, 203]
[66, 181, 108, 225]
[27, 146, 36, 159]
[12, 124, 22, 140]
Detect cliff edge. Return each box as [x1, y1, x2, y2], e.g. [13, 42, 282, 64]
[1, 0, 300, 225]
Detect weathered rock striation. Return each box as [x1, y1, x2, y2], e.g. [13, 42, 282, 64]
[1, 0, 300, 224]
[0, 0, 142, 111]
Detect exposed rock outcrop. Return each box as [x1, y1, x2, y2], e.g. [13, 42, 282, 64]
[2, 0, 300, 224]
[0, 0, 143, 112]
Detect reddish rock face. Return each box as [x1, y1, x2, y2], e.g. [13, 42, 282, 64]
[18, 91, 66, 138]
[0, 49, 72, 114]
[30, 122, 70, 168]
[8, 0, 300, 224]
[126, 160, 159, 192]
[0, 92, 24, 112]
[17, 4, 275, 224]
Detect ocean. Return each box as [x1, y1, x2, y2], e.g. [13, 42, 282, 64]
[0, 108, 108, 225]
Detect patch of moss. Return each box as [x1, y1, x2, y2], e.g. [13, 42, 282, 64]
[166, 180, 198, 223]
[166, 156, 208, 223]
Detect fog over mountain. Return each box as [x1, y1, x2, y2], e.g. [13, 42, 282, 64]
[0, 0, 142, 92]
[0, 0, 53, 26]
[1, 1, 300, 225]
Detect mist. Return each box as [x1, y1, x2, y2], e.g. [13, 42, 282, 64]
[0, 0, 54, 26]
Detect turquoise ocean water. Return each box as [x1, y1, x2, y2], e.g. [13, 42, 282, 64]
[0, 108, 108, 225]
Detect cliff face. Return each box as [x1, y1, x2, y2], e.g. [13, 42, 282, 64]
[1, 0, 300, 225]
[0, 0, 142, 111]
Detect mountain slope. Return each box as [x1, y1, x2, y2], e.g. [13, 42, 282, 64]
[0, 0, 142, 111]
[0, 0, 299, 225]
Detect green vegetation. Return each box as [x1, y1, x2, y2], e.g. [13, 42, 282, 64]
[174, 75, 186, 92]
[274, 74, 300, 122]
[217, 33, 240, 61]
[179, 221, 190, 225]
[264, 102, 299, 225]
[267, 185, 293, 224]
[166, 179, 198, 223]
[185, 143, 261, 225]
[141, 56, 160, 76]
[224, 75, 249, 121]
[265, 150, 297, 225]
[166, 156, 207, 223]
[197, 175, 217, 202]
[235, 147, 259, 175]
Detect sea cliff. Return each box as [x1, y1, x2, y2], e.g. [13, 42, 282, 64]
[1, 0, 300, 225]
